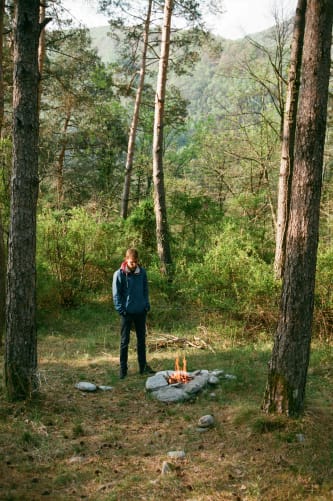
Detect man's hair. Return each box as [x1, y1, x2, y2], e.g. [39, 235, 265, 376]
[125, 248, 139, 260]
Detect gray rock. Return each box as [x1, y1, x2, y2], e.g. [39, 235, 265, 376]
[97, 385, 113, 391]
[196, 426, 211, 433]
[198, 414, 215, 428]
[75, 381, 97, 392]
[212, 369, 225, 377]
[192, 369, 209, 376]
[183, 373, 209, 395]
[153, 385, 191, 403]
[145, 372, 169, 391]
[167, 450, 186, 459]
[145, 368, 235, 403]
[208, 375, 219, 385]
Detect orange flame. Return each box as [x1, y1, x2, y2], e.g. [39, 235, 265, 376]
[168, 356, 192, 384]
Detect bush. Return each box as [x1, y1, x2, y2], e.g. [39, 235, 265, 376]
[177, 223, 279, 325]
[314, 246, 333, 339]
[37, 208, 118, 305]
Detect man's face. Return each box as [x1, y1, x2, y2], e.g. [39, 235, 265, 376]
[126, 257, 138, 272]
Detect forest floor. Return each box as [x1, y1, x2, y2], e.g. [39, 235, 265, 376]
[0, 301, 332, 500]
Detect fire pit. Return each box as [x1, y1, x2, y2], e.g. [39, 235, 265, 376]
[167, 356, 193, 385]
[145, 359, 234, 403]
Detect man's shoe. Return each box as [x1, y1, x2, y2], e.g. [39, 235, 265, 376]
[140, 364, 156, 375]
[119, 371, 127, 379]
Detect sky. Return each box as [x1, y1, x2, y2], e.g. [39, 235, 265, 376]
[62, 0, 298, 40]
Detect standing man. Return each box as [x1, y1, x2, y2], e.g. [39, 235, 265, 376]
[112, 248, 155, 379]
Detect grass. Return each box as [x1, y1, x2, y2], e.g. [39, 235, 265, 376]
[0, 299, 332, 500]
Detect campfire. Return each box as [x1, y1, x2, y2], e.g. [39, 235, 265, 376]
[167, 356, 193, 385]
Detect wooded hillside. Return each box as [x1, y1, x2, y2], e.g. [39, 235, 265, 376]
[0, 2, 333, 498]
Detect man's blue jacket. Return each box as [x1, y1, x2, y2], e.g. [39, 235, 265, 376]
[112, 261, 150, 316]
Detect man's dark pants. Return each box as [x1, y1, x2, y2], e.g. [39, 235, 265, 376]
[120, 312, 147, 375]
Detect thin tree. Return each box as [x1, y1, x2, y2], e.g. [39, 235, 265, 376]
[37, 1, 51, 115]
[152, 0, 173, 276]
[5, 0, 41, 400]
[262, 0, 333, 416]
[121, 0, 153, 219]
[0, 212, 4, 347]
[0, 0, 5, 347]
[274, 0, 307, 279]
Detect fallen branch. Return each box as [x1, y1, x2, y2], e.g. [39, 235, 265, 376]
[147, 334, 214, 352]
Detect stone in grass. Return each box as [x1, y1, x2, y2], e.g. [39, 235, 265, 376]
[145, 372, 169, 392]
[167, 450, 186, 459]
[208, 375, 219, 385]
[75, 381, 97, 392]
[198, 414, 215, 428]
[153, 386, 192, 403]
[212, 369, 225, 377]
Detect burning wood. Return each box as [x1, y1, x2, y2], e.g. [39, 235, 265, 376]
[167, 356, 193, 384]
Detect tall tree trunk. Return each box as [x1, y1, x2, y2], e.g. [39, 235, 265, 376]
[152, 0, 173, 276]
[37, 2, 46, 116]
[262, 0, 333, 416]
[0, 0, 4, 135]
[0, 0, 5, 347]
[274, 0, 307, 279]
[56, 106, 72, 207]
[5, 0, 41, 400]
[121, 0, 152, 219]
[0, 213, 5, 347]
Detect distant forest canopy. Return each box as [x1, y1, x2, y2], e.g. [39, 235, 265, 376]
[88, 22, 290, 119]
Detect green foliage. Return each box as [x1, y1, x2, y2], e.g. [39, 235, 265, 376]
[314, 246, 333, 338]
[40, 29, 128, 209]
[37, 208, 118, 306]
[316, 247, 333, 308]
[179, 223, 279, 320]
[29, 22, 332, 342]
[168, 189, 222, 263]
[0, 137, 12, 226]
[123, 199, 156, 264]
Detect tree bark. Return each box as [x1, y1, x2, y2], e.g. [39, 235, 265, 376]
[152, 0, 173, 276]
[0, 0, 5, 347]
[274, 0, 307, 279]
[263, 0, 333, 416]
[37, 2, 46, 116]
[0, 212, 5, 347]
[0, 0, 4, 135]
[5, 0, 40, 400]
[121, 0, 152, 219]
[56, 104, 72, 207]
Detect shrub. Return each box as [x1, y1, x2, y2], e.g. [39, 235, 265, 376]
[178, 223, 279, 325]
[37, 208, 118, 305]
